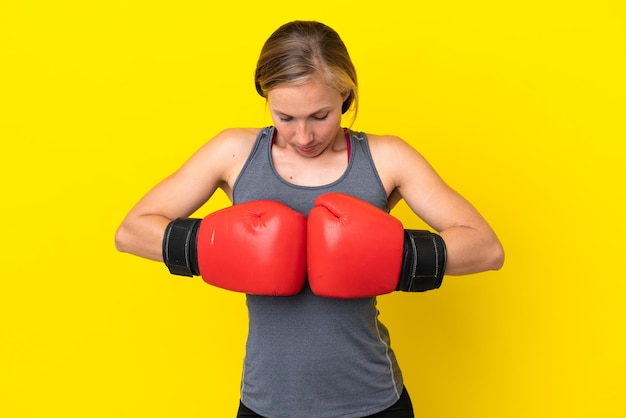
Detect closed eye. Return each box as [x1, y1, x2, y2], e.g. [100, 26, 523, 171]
[313, 113, 328, 121]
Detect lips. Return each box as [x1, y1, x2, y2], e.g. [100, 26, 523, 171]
[297, 145, 318, 154]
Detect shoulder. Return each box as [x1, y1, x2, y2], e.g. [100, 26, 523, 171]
[364, 132, 409, 151]
[362, 132, 440, 195]
[363, 132, 428, 170]
[195, 127, 263, 185]
[191, 127, 262, 165]
[174, 127, 262, 184]
[215, 127, 263, 140]
[206, 127, 262, 151]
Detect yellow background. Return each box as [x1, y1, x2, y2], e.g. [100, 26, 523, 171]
[1, 1, 624, 417]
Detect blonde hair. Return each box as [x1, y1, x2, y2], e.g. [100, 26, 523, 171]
[255, 21, 358, 118]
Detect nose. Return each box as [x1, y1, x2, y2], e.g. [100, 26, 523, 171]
[294, 122, 313, 145]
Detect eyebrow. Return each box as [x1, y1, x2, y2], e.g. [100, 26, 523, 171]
[274, 107, 332, 118]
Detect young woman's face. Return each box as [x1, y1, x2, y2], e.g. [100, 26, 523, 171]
[267, 76, 346, 158]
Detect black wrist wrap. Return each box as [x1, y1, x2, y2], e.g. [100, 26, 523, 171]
[162, 218, 202, 277]
[397, 230, 447, 292]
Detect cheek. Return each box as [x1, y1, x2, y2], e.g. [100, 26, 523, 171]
[319, 123, 338, 138]
[273, 121, 295, 138]
[320, 114, 343, 134]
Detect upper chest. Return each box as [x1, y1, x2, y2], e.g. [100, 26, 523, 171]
[271, 146, 349, 187]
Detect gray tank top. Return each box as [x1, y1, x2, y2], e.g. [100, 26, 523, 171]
[232, 127, 403, 418]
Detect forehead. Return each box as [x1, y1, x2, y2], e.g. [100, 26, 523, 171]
[267, 76, 341, 105]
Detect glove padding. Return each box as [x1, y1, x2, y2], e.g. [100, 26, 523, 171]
[307, 192, 446, 298]
[163, 200, 307, 296]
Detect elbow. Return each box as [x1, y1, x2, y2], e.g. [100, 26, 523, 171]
[489, 240, 505, 271]
[114, 224, 131, 253]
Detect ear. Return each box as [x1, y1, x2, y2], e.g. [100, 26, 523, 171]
[341, 90, 353, 114]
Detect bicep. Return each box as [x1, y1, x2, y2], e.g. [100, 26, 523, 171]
[384, 137, 485, 232]
[115, 130, 248, 260]
[403, 178, 484, 233]
[128, 149, 224, 220]
[376, 136, 504, 274]
[397, 154, 505, 274]
[126, 128, 251, 220]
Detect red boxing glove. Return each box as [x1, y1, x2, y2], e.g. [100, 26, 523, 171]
[163, 200, 307, 296]
[307, 192, 446, 298]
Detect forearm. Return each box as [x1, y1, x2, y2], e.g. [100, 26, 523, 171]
[439, 225, 504, 276]
[115, 214, 171, 262]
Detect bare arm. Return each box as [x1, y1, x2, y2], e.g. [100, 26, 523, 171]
[114, 128, 258, 261]
[371, 135, 504, 276]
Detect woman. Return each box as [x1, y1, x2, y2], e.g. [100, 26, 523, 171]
[116, 20, 504, 418]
